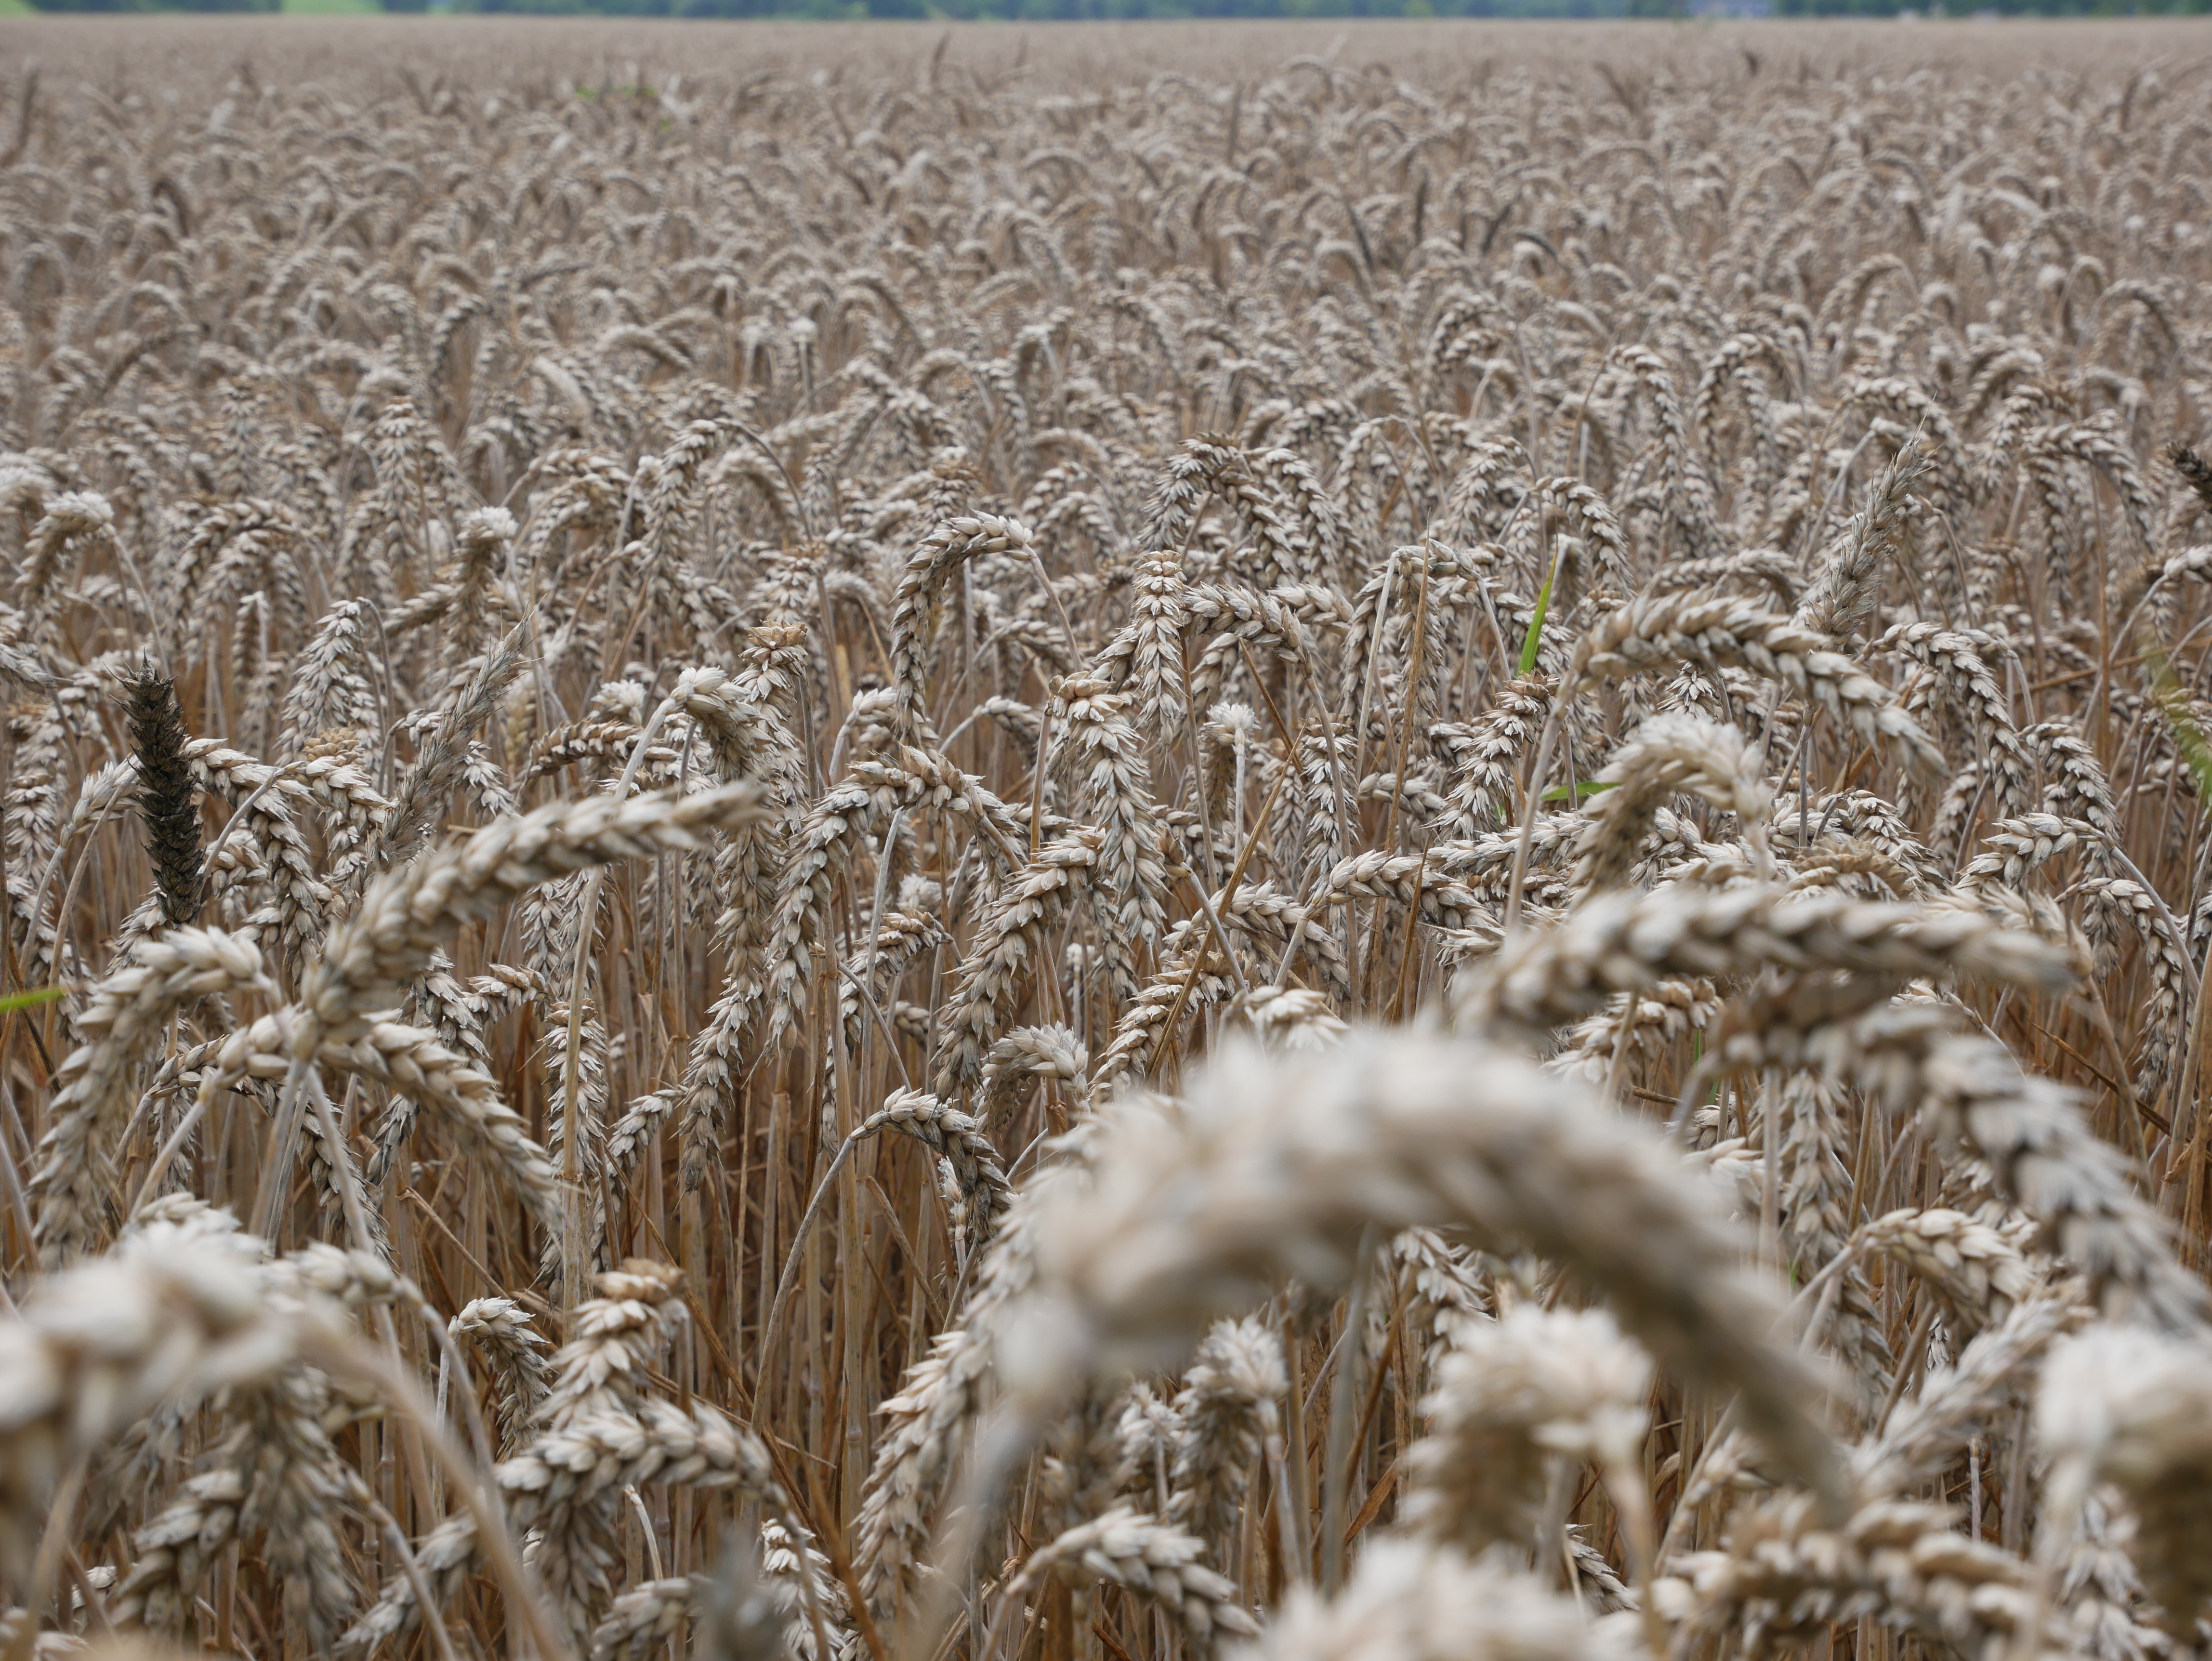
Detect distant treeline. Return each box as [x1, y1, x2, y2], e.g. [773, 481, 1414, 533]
[26, 0, 287, 10]
[25, 0, 2212, 17]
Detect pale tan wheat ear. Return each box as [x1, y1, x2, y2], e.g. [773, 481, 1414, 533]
[1003, 1506, 1256, 1652]
[2038, 1326, 2212, 1634]
[1729, 999, 2203, 1331]
[0, 1227, 285, 1579]
[1163, 1313, 1285, 1554]
[1793, 436, 1930, 646]
[1402, 1302, 1652, 1560]
[303, 781, 768, 1045]
[1568, 712, 1773, 894]
[1455, 883, 2074, 1036]
[1568, 589, 1945, 778]
[28, 928, 272, 1266]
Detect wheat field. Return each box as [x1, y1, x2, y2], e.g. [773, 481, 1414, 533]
[5, 20, 2212, 1661]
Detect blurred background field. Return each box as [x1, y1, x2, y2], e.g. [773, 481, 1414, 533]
[2, 14, 2210, 84]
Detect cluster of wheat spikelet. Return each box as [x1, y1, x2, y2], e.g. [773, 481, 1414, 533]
[9, 32, 2212, 1661]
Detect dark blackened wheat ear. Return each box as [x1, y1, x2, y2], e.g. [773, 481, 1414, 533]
[126, 663, 205, 930]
